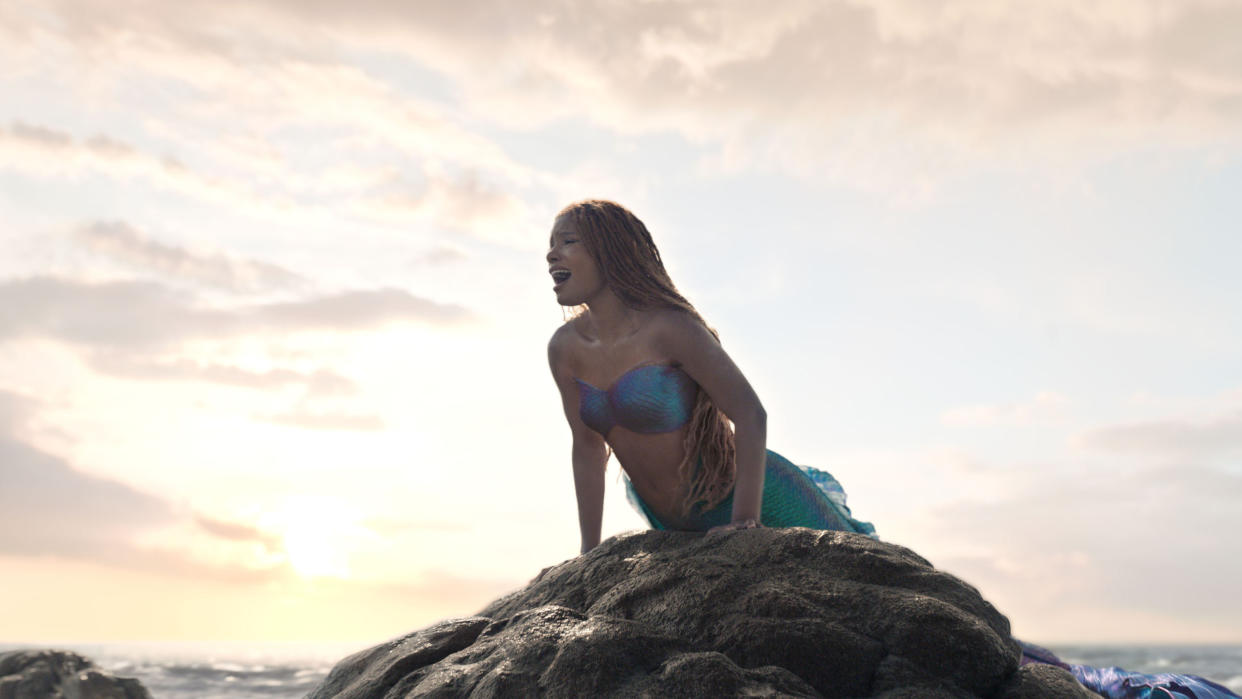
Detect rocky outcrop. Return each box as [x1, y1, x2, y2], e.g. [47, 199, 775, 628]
[310, 528, 1094, 698]
[0, 649, 151, 699]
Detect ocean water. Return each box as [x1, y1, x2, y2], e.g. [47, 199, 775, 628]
[1053, 645, 1242, 694]
[2, 641, 1240, 697]
[0, 640, 367, 699]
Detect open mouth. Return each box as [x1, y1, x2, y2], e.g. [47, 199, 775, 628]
[551, 270, 571, 286]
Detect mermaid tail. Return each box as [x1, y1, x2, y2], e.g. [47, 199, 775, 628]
[621, 451, 1238, 699]
[622, 449, 876, 535]
[1019, 641, 1240, 699]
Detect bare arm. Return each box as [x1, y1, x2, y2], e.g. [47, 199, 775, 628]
[571, 436, 608, 553]
[656, 311, 767, 528]
[548, 328, 610, 553]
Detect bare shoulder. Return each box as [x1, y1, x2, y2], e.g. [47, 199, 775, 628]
[548, 319, 571, 348]
[649, 307, 717, 352]
[547, 317, 585, 372]
[547, 320, 571, 363]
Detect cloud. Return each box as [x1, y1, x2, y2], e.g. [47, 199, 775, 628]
[194, 512, 283, 551]
[357, 170, 531, 240]
[252, 288, 473, 331]
[8, 121, 71, 148]
[0, 122, 300, 219]
[1076, 410, 1242, 456]
[0, 388, 37, 433]
[0, 437, 175, 558]
[941, 391, 1070, 426]
[3, 114, 538, 241]
[0, 276, 472, 349]
[0, 389, 291, 582]
[410, 245, 469, 267]
[915, 459, 1242, 639]
[362, 515, 472, 535]
[74, 221, 308, 293]
[11, 1, 1240, 200]
[85, 350, 359, 395]
[258, 408, 386, 432]
[0, 277, 464, 435]
[165, 0, 1242, 181]
[2, 8, 544, 237]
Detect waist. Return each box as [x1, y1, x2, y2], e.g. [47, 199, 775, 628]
[613, 440, 698, 521]
[624, 450, 751, 531]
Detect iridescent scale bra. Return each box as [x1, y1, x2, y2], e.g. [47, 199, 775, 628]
[574, 363, 699, 437]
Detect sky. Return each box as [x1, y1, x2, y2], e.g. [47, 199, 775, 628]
[2, 0, 1241, 645]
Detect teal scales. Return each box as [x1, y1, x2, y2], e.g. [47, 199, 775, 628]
[623, 449, 877, 536]
[573, 362, 874, 536]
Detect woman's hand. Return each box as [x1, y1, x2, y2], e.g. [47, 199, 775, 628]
[706, 518, 762, 536]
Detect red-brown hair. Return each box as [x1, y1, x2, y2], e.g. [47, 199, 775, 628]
[556, 199, 736, 516]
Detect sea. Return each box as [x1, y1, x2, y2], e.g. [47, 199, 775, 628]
[1, 641, 1240, 697]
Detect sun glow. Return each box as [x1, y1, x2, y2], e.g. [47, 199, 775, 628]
[267, 496, 364, 579]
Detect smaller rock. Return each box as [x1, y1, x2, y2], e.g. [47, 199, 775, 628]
[0, 649, 151, 699]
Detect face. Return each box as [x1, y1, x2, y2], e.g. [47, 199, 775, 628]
[546, 213, 605, 306]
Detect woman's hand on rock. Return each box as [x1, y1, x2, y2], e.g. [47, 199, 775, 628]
[706, 519, 762, 536]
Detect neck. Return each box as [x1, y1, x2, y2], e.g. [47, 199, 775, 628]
[584, 288, 641, 344]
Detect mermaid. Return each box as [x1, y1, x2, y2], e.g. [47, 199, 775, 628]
[545, 199, 1238, 699]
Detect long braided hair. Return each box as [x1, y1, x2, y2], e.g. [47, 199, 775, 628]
[557, 199, 737, 517]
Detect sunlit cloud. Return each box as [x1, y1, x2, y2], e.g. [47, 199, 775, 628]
[12, 0, 1241, 203]
[258, 408, 386, 432]
[353, 168, 532, 241]
[75, 221, 309, 293]
[0, 277, 472, 349]
[0, 276, 467, 443]
[941, 391, 1070, 426]
[252, 288, 475, 332]
[84, 350, 359, 395]
[409, 245, 469, 267]
[2, 2, 546, 236]
[361, 515, 473, 536]
[920, 457, 1242, 640]
[0, 390, 291, 583]
[0, 388, 36, 432]
[0, 122, 302, 219]
[193, 512, 283, 552]
[147, 0, 1241, 187]
[1076, 410, 1242, 456]
[0, 436, 175, 558]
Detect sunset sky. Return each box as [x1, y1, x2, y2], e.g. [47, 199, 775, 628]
[2, 1, 1241, 645]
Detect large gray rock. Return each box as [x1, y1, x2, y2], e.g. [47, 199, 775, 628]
[0, 649, 151, 699]
[310, 528, 1084, 698]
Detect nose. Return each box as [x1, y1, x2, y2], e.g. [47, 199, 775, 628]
[546, 245, 558, 264]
